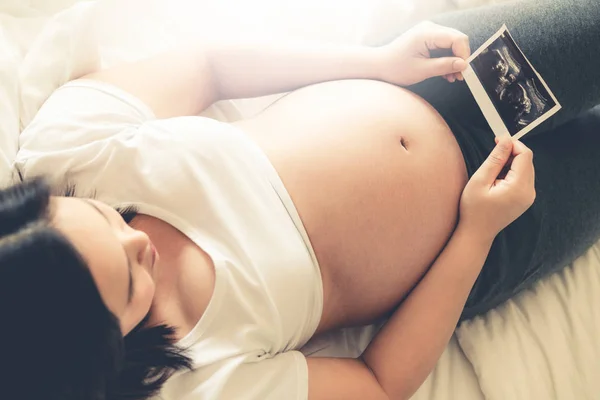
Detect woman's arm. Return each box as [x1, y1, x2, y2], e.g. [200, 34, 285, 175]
[82, 22, 469, 119]
[209, 21, 471, 99]
[358, 224, 492, 399]
[307, 225, 492, 400]
[205, 41, 381, 101]
[306, 138, 536, 399]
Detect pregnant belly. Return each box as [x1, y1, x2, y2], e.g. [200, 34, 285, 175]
[233, 80, 468, 333]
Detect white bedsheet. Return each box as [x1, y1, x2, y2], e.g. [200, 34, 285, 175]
[4, 1, 599, 399]
[456, 247, 600, 400]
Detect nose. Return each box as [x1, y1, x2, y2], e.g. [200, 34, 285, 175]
[122, 227, 150, 265]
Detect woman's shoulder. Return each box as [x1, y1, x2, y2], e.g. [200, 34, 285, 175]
[18, 78, 229, 161]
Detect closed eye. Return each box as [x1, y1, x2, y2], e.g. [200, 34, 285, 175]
[116, 204, 139, 224]
[84, 199, 135, 305]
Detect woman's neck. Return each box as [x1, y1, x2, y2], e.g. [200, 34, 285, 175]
[132, 214, 216, 340]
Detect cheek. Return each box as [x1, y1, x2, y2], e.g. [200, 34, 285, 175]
[124, 271, 155, 333]
[136, 270, 156, 315]
[120, 270, 156, 335]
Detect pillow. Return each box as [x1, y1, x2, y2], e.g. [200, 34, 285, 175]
[19, 1, 100, 130]
[0, 0, 105, 188]
[0, 13, 22, 186]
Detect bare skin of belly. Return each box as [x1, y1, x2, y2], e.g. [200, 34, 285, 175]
[232, 79, 469, 334]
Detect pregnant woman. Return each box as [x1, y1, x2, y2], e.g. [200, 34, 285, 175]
[4, 0, 599, 399]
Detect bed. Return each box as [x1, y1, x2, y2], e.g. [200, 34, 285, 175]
[3, 0, 598, 398]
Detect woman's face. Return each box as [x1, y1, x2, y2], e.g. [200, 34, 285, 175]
[52, 197, 157, 335]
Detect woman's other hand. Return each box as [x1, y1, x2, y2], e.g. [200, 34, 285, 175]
[377, 21, 471, 86]
[459, 137, 536, 244]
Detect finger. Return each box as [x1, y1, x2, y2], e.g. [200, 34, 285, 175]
[425, 26, 471, 60]
[511, 139, 532, 156]
[455, 72, 464, 81]
[497, 154, 515, 180]
[420, 57, 467, 79]
[506, 140, 534, 178]
[473, 138, 514, 185]
[504, 154, 535, 188]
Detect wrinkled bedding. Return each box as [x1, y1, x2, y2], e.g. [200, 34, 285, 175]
[3, 1, 598, 399]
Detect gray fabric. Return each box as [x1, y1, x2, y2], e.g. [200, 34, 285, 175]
[403, 0, 600, 319]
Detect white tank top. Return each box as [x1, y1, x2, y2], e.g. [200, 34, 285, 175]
[16, 79, 323, 399]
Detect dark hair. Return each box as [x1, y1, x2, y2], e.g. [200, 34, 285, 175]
[0, 178, 192, 400]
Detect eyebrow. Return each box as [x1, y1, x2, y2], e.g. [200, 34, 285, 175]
[83, 200, 134, 304]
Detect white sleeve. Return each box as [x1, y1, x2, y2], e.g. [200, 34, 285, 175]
[16, 78, 156, 197]
[15, 79, 241, 212]
[19, 79, 155, 153]
[160, 351, 309, 400]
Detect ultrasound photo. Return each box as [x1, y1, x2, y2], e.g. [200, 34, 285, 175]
[464, 26, 560, 139]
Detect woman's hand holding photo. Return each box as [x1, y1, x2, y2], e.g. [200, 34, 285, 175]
[376, 21, 471, 86]
[459, 138, 536, 245]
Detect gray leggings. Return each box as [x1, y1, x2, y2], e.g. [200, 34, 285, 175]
[395, 0, 600, 319]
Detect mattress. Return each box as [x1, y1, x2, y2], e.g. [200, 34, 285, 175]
[4, 1, 599, 399]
